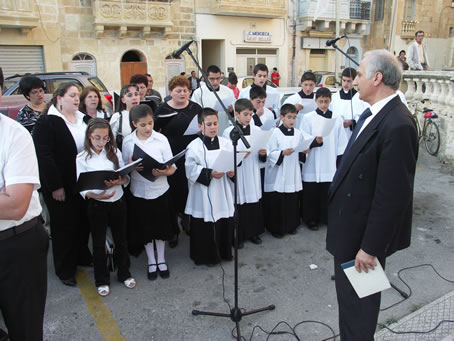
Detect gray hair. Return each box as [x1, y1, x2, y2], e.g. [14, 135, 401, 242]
[363, 49, 402, 90]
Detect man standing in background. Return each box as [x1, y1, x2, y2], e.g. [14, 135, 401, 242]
[407, 30, 430, 70]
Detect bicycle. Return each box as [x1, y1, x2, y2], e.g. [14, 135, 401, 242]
[409, 100, 441, 156]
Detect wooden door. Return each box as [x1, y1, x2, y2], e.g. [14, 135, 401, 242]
[120, 62, 147, 86]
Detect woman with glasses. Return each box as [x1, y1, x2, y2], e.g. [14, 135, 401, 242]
[16, 76, 46, 133]
[33, 82, 93, 287]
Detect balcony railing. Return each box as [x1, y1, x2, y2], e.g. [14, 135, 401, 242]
[93, 0, 173, 38]
[0, 0, 39, 30]
[211, 0, 286, 18]
[402, 70, 454, 163]
[401, 20, 417, 39]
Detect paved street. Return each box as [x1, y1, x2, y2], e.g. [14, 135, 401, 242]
[2, 148, 454, 341]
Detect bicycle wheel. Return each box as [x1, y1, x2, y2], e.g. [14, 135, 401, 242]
[424, 120, 440, 156]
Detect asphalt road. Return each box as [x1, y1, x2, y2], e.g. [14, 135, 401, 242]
[2, 147, 454, 341]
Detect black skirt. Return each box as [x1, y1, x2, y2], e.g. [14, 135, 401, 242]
[131, 190, 174, 242]
[263, 191, 301, 235]
[236, 200, 265, 243]
[189, 217, 234, 265]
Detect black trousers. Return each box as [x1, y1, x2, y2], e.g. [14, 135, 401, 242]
[43, 191, 91, 280]
[334, 257, 385, 341]
[0, 219, 49, 341]
[87, 199, 131, 287]
[302, 182, 330, 224]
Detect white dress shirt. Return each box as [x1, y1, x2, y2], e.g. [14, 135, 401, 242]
[76, 148, 128, 202]
[0, 115, 42, 230]
[122, 130, 174, 200]
[357, 93, 398, 138]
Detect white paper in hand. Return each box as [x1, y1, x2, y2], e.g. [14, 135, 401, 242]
[265, 92, 280, 109]
[294, 137, 314, 153]
[342, 259, 391, 298]
[249, 130, 273, 154]
[183, 115, 200, 136]
[312, 114, 336, 137]
[214, 95, 234, 112]
[211, 148, 246, 172]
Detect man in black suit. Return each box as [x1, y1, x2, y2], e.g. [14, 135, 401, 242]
[326, 49, 418, 340]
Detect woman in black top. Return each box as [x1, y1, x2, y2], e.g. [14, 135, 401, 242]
[16, 76, 46, 133]
[154, 76, 202, 246]
[33, 82, 92, 286]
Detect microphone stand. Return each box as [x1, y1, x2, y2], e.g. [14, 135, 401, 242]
[181, 47, 275, 339]
[330, 43, 408, 300]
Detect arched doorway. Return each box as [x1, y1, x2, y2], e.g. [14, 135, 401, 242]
[120, 50, 147, 86]
[71, 53, 97, 75]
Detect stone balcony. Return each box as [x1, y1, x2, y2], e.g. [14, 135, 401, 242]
[209, 0, 286, 18]
[400, 20, 417, 39]
[93, 0, 173, 39]
[0, 0, 39, 33]
[402, 70, 454, 164]
[296, 0, 370, 33]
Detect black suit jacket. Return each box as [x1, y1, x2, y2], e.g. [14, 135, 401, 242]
[32, 115, 79, 195]
[326, 96, 418, 262]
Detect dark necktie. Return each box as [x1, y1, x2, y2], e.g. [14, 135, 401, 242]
[332, 108, 372, 188]
[342, 108, 372, 158]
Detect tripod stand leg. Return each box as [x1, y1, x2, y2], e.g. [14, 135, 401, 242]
[241, 304, 276, 317]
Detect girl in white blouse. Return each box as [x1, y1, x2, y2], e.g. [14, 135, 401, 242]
[76, 118, 136, 296]
[110, 84, 140, 149]
[122, 105, 176, 281]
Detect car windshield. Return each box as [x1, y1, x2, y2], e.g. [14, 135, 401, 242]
[315, 74, 322, 86]
[3, 79, 18, 93]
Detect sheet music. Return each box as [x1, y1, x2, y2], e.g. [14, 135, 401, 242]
[213, 95, 234, 113]
[342, 259, 391, 298]
[294, 137, 314, 153]
[312, 114, 336, 137]
[265, 92, 280, 109]
[211, 148, 246, 172]
[183, 115, 200, 136]
[249, 130, 273, 154]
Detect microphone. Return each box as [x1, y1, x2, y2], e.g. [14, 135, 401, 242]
[172, 40, 194, 58]
[326, 35, 346, 47]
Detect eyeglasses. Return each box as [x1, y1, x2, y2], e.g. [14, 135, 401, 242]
[138, 85, 147, 90]
[91, 136, 110, 142]
[208, 77, 221, 82]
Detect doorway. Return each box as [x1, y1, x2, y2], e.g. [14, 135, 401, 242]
[120, 50, 147, 86]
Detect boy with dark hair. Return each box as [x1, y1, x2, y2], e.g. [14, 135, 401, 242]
[330, 67, 365, 138]
[284, 71, 318, 129]
[300, 87, 348, 231]
[191, 65, 234, 136]
[223, 99, 267, 246]
[249, 86, 275, 129]
[263, 103, 303, 238]
[185, 108, 235, 265]
[238, 63, 280, 116]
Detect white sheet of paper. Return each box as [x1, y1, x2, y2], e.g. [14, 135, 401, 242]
[213, 96, 234, 112]
[183, 115, 200, 136]
[265, 92, 280, 108]
[342, 260, 391, 298]
[249, 130, 273, 154]
[312, 114, 336, 137]
[294, 137, 314, 153]
[297, 98, 317, 115]
[212, 148, 246, 172]
[261, 117, 277, 130]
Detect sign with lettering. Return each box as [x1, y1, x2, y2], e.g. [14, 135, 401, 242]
[244, 31, 272, 43]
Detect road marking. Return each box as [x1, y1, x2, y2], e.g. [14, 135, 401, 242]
[76, 268, 125, 341]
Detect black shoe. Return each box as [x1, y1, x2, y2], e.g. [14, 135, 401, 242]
[249, 236, 262, 245]
[271, 232, 284, 239]
[331, 275, 336, 280]
[147, 264, 158, 280]
[307, 221, 319, 231]
[168, 234, 179, 248]
[157, 263, 170, 279]
[237, 242, 244, 249]
[288, 229, 297, 235]
[61, 277, 77, 287]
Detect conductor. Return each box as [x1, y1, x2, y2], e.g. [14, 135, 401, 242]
[326, 50, 418, 340]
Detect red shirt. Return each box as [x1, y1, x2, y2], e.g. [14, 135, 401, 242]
[271, 72, 280, 86]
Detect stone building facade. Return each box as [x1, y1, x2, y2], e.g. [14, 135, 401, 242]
[0, 0, 198, 93]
